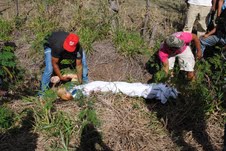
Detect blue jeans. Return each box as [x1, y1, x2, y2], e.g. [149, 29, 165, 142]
[200, 35, 226, 55]
[40, 47, 89, 95]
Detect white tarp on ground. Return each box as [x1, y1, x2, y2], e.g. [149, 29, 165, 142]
[69, 81, 178, 104]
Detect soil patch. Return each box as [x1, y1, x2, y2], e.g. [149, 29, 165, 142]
[87, 40, 150, 83]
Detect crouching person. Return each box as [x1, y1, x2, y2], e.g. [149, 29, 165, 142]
[158, 32, 202, 80]
[39, 31, 89, 97]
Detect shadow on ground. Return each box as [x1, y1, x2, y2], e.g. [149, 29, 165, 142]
[0, 110, 38, 151]
[76, 123, 112, 151]
[145, 91, 216, 151]
[0, 41, 40, 104]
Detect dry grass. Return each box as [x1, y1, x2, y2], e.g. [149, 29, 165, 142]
[94, 93, 175, 151]
[0, 0, 224, 150]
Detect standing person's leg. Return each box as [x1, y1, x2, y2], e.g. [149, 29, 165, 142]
[177, 46, 195, 80]
[183, 4, 199, 32]
[166, 56, 176, 76]
[197, 6, 211, 36]
[168, 56, 176, 71]
[82, 51, 89, 83]
[200, 35, 220, 55]
[40, 47, 53, 95]
[220, 37, 226, 46]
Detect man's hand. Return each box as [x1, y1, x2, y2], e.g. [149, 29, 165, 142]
[162, 60, 169, 75]
[196, 51, 202, 60]
[60, 76, 72, 82]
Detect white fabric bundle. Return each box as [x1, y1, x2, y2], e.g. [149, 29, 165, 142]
[69, 81, 178, 104]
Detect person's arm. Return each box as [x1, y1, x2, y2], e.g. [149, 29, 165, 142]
[76, 59, 83, 84]
[212, 0, 217, 11]
[158, 46, 169, 75]
[218, 0, 224, 16]
[52, 57, 71, 81]
[162, 60, 169, 75]
[203, 27, 217, 38]
[191, 34, 202, 59]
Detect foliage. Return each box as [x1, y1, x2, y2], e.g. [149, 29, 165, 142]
[27, 1, 59, 52]
[43, 0, 57, 5]
[0, 17, 24, 90]
[29, 89, 77, 150]
[0, 0, 224, 150]
[150, 47, 226, 115]
[0, 106, 14, 129]
[79, 107, 100, 128]
[76, 13, 110, 53]
[0, 45, 23, 89]
[0, 46, 16, 78]
[68, 0, 110, 53]
[0, 19, 16, 81]
[196, 54, 226, 102]
[113, 29, 148, 57]
[28, 16, 58, 52]
[77, 27, 99, 54]
[0, 18, 12, 41]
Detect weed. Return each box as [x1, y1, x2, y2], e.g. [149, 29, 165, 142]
[30, 89, 78, 150]
[28, 16, 58, 52]
[79, 108, 100, 127]
[78, 98, 100, 136]
[0, 46, 16, 78]
[113, 29, 148, 57]
[0, 106, 14, 129]
[0, 45, 24, 90]
[77, 27, 99, 54]
[0, 18, 12, 41]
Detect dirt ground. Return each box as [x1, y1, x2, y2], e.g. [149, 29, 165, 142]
[1, 38, 222, 151]
[0, 0, 225, 150]
[87, 39, 150, 83]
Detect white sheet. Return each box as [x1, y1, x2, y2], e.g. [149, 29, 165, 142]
[69, 81, 178, 104]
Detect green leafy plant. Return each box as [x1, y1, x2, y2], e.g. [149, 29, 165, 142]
[28, 16, 58, 52]
[0, 106, 14, 129]
[0, 45, 24, 90]
[0, 19, 15, 80]
[0, 18, 12, 41]
[77, 27, 100, 54]
[113, 29, 148, 56]
[79, 108, 100, 129]
[78, 98, 100, 133]
[0, 46, 16, 78]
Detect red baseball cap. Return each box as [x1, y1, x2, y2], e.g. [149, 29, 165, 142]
[63, 33, 79, 52]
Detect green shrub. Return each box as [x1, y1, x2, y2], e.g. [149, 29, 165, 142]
[113, 29, 148, 56]
[79, 108, 100, 128]
[77, 27, 99, 54]
[0, 106, 14, 129]
[28, 16, 58, 52]
[0, 45, 23, 88]
[149, 46, 225, 115]
[0, 46, 16, 77]
[0, 18, 13, 41]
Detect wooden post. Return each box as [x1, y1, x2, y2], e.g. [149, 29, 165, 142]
[15, 0, 19, 16]
[109, 0, 119, 32]
[149, 24, 158, 48]
[142, 0, 150, 41]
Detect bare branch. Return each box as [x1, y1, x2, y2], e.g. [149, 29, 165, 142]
[142, 0, 150, 40]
